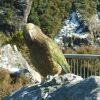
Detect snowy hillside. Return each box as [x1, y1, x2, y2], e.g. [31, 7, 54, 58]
[55, 11, 89, 44]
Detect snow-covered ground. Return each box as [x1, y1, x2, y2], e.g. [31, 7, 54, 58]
[55, 11, 88, 44]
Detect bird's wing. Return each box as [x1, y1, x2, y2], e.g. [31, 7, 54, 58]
[46, 38, 70, 73]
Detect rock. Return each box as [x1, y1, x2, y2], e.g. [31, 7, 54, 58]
[48, 76, 100, 100]
[4, 74, 83, 100]
[89, 14, 100, 46]
[0, 44, 42, 83]
[89, 14, 100, 35]
[4, 74, 100, 100]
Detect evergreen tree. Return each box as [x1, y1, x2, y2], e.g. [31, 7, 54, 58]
[28, 0, 72, 38]
[75, 0, 96, 22]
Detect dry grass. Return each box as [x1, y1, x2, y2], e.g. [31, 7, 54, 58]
[63, 48, 76, 54]
[76, 45, 100, 54]
[63, 45, 100, 54]
[0, 69, 30, 100]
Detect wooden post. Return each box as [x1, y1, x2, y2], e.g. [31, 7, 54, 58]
[64, 54, 100, 78]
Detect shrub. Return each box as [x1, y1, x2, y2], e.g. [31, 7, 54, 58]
[0, 32, 10, 45]
[5, 31, 25, 47]
[76, 45, 100, 54]
[28, 0, 72, 38]
[75, 0, 96, 22]
[0, 69, 30, 99]
[63, 45, 100, 54]
[28, 0, 96, 38]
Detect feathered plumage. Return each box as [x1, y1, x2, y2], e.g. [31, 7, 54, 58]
[24, 23, 70, 76]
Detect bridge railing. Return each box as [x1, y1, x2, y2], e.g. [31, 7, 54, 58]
[64, 54, 100, 78]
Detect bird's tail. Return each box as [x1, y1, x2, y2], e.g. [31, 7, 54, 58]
[59, 63, 71, 74]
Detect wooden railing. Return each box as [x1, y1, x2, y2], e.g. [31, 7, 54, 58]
[64, 54, 100, 78]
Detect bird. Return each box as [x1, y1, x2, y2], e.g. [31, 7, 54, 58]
[24, 23, 70, 77]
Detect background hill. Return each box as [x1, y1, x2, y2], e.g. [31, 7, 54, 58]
[0, 0, 97, 38]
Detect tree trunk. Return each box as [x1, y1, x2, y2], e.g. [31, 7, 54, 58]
[23, 0, 33, 23]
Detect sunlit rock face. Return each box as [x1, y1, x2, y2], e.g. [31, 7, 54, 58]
[4, 74, 100, 100]
[0, 44, 42, 83]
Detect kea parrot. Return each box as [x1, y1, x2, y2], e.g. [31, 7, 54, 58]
[24, 23, 70, 76]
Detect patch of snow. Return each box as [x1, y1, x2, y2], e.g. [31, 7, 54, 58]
[0, 64, 21, 73]
[76, 28, 83, 34]
[54, 37, 63, 43]
[72, 33, 88, 39]
[97, 37, 100, 40]
[70, 12, 79, 26]
[54, 11, 88, 46]
[8, 67, 20, 73]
